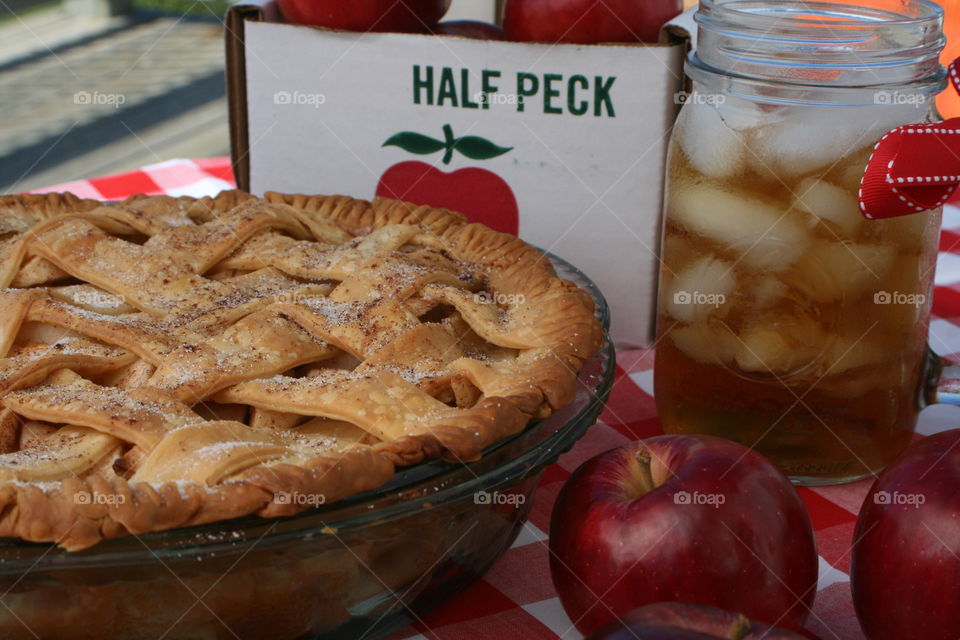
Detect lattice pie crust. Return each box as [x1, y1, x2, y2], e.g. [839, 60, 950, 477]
[0, 191, 602, 549]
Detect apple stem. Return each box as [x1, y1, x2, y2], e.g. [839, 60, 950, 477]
[442, 123, 456, 165]
[729, 614, 751, 640]
[634, 451, 656, 495]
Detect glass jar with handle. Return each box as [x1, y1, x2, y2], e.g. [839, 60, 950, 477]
[655, 0, 956, 484]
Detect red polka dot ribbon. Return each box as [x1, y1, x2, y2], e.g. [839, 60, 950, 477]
[858, 57, 960, 220]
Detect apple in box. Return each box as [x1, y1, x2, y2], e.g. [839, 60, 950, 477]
[277, 0, 451, 33]
[504, 0, 682, 44]
[550, 434, 818, 635]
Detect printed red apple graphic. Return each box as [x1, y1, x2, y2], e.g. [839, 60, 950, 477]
[375, 124, 519, 235]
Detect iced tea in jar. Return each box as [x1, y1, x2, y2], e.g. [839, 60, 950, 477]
[655, 0, 948, 484]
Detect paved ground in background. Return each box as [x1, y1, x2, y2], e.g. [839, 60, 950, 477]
[0, 6, 230, 192]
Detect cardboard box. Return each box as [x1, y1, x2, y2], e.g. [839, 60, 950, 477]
[226, 4, 689, 347]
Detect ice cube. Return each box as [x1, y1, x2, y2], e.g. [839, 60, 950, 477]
[883, 253, 926, 297]
[792, 240, 896, 302]
[793, 178, 862, 236]
[674, 99, 745, 180]
[839, 147, 873, 193]
[870, 253, 929, 334]
[750, 277, 789, 308]
[668, 322, 737, 366]
[663, 255, 735, 323]
[818, 334, 889, 376]
[715, 95, 780, 131]
[814, 327, 909, 395]
[876, 211, 938, 252]
[747, 103, 924, 180]
[730, 314, 825, 375]
[669, 184, 809, 271]
[668, 324, 713, 364]
[881, 299, 924, 339]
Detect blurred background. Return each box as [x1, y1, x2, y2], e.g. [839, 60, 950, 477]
[0, 0, 496, 192]
[0, 0, 955, 193]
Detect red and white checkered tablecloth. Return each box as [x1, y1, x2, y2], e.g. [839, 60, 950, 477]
[33, 158, 960, 640]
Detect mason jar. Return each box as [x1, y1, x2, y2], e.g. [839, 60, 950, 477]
[655, 0, 947, 484]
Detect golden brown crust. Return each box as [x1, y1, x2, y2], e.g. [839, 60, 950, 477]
[0, 190, 603, 549]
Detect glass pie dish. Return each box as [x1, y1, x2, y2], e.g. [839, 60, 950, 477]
[0, 253, 614, 640]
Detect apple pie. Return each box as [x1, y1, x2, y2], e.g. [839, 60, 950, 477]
[0, 190, 602, 550]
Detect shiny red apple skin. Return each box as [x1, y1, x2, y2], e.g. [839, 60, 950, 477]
[277, 0, 451, 32]
[851, 429, 960, 640]
[550, 434, 818, 636]
[503, 0, 682, 44]
[433, 20, 506, 40]
[586, 603, 811, 640]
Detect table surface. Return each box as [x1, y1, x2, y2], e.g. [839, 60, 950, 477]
[33, 158, 960, 640]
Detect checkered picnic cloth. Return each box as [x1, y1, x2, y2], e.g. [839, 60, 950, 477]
[32, 158, 960, 640]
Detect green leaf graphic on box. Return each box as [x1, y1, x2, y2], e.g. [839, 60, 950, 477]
[383, 124, 512, 165]
[454, 136, 512, 160]
[382, 132, 447, 155]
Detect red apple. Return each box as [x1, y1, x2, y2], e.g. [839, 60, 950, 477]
[433, 20, 506, 40]
[550, 434, 818, 636]
[503, 0, 682, 44]
[586, 603, 811, 639]
[277, 0, 451, 32]
[851, 429, 960, 640]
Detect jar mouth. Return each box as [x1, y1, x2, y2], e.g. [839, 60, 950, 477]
[697, 0, 943, 30]
[691, 0, 946, 92]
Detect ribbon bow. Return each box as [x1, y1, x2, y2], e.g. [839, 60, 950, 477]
[858, 58, 960, 219]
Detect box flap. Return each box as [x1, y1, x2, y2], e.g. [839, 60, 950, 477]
[661, 8, 696, 48]
[226, 3, 265, 192]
